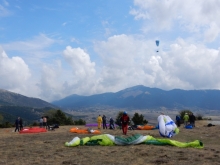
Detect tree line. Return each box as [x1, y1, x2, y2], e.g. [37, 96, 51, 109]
[0, 109, 204, 128]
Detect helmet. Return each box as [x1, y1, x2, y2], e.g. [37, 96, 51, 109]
[123, 111, 127, 115]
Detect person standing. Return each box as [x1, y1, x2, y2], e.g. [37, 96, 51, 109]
[39, 117, 43, 128]
[19, 118, 23, 130]
[14, 117, 20, 132]
[183, 113, 189, 126]
[43, 116, 48, 129]
[109, 117, 115, 129]
[189, 113, 196, 127]
[120, 112, 130, 135]
[102, 115, 107, 129]
[176, 115, 181, 127]
[97, 115, 102, 129]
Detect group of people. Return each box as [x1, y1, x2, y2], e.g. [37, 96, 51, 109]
[39, 116, 48, 129]
[176, 112, 196, 127]
[97, 115, 115, 130]
[98, 111, 197, 136]
[14, 117, 23, 132]
[97, 111, 130, 135]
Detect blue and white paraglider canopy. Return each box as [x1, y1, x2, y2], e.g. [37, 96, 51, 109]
[155, 40, 159, 46]
[155, 40, 160, 52]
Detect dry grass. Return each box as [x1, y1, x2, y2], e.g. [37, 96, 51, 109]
[0, 120, 220, 165]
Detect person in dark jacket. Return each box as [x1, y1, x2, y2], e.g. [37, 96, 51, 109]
[102, 115, 107, 129]
[120, 112, 130, 135]
[116, 118, 122, 130]
[14, 117, 20, 132]
[189, 113, 196, 127]
[109, 117, 115, 129]
[176, 115, 181, 127]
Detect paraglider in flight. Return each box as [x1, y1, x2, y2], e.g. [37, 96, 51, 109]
[155, 40, 159, 52]
[155, 40, 159, 46]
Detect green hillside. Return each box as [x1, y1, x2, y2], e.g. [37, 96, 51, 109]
[0, 89, 61, 125]
[0, 106, 55, 124]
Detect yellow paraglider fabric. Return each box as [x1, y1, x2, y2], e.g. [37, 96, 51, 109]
[64, 134, 203, 148]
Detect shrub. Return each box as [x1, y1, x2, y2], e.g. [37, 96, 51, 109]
[179, 109, 192, 119]
[132, 112, 148, 125]
[74, 119, 86, 125]
[32, 122, 39, 126]
[115, 111, 124, 126]
[44, 109, 74, 125]
[0, 121, 13, 128]
[196, 114, 203, 120]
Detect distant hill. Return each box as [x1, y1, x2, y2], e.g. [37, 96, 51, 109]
[0, 89, 57, 108]
[0, 89, 58, 124]
[0, 106, 53, 124]
[52, 85, 220, 110]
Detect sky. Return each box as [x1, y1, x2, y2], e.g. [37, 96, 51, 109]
[0, 0, 220, 102]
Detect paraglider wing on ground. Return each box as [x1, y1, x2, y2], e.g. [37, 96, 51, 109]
[64, 133, 203, 148]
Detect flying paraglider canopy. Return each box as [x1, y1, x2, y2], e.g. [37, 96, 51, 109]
[155, 40, 159, 47]
[155, 40, 160, 52]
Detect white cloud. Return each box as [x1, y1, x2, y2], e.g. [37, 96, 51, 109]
[63, 46, 96, 78]
[2, 33, 55, 52]
[94, 35, 220, 92]
[0, 34, 61, 101]
[35, 46, 99, 101]
[0, 47, 31, 91]
[1, 1, 220, 103]
[1, 34, 60, 70]
[36, 62, 64, 101]
[130, 0, 220, 41]
[204, 22, 220, 42]
[163, 38, 220, 89]
[94, 34, 159, 91]
[1, 34, 220, 102]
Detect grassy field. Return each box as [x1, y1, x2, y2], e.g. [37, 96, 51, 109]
[0, 120, 220, 165]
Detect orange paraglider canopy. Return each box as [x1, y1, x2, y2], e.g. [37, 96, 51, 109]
[137, 125, 155, 130]
[19, 127, 47, 134]
[70, 127, 101, 134]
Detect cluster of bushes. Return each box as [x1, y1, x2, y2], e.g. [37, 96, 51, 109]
[179, 110, 204, 120]
[0, 108, 208, 128]
[114, 109, 206, 127]
[44, 109, 86, 126]
[0, 109, 86, 128]
[115, 111, 148, 125]
[0, 114, 13, 128]
[0, 121, 13, 128]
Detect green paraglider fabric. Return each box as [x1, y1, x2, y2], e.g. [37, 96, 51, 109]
[90, 134, 115, 146]
[145, 140, 168, 146]
[144, 135, 203, 148]
[115, 134, 147, 145]
[80, 137, 90, 145]
[152, 139, 203, 148]
[64, 134, 203, 148]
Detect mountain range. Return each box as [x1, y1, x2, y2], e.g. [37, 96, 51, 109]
[1, 85, 220, 123]
[0, 89, 56, 108]
[52, 85, 220, 110]
[0, 89, 57, 123]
